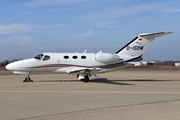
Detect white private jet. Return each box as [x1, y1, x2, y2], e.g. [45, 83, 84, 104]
[6, 31, 173, 82]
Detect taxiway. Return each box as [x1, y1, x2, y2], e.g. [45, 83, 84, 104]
[0, 70, 180, 120]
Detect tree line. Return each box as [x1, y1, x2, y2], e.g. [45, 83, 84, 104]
[0, 59, 22, 67]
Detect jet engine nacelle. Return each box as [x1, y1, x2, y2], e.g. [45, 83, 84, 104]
[95, 53, 120, 63]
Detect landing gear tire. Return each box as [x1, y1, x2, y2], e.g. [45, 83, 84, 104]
[82, 76, 89, 82]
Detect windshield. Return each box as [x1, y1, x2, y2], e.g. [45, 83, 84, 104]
[34, 54, 44, 60]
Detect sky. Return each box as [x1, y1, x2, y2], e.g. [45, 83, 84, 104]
[0, 0, 180, 61]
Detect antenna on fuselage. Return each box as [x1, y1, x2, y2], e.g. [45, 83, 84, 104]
[84, 50, 87, 53]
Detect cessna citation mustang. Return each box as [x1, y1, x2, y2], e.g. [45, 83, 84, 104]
[6, 31, 173, 82]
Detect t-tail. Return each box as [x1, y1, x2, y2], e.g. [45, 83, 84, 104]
[115, 31, 173, 60]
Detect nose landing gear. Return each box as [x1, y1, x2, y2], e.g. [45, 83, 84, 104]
[23, 75, 33, 82]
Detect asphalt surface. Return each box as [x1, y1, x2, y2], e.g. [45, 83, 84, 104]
[0, 70, 180, 120]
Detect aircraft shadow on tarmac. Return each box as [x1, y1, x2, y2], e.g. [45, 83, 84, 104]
[36, 77, 178, 86]
[35, 78, 174, 85]
[35, 78, 133, 85]
[90, 78, 134, 85]
[90, 78, 175, 85]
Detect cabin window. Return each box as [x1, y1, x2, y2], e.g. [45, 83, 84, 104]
[72, 56, 78, 59]
[64, 56, 69, 59]
[43, 55, 50, 61]
[81, 56, 86, 59]
[34, 54, 44, 60]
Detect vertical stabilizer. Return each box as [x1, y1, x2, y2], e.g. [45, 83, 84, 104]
[116, 31, 173, 57]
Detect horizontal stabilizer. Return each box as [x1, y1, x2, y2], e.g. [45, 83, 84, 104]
[139, 31, 173, 38]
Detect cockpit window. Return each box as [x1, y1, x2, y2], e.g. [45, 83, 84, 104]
[43, 55, 50, 61]
[34, 54, 44, 60]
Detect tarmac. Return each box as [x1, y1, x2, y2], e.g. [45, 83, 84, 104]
[0, 70, 180, 120]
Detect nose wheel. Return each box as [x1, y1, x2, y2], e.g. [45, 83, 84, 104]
[23, 76, 33, 82]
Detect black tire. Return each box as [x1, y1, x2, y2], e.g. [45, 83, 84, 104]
[23, 77, 31, 82]
[83, 76, 89, 82]
[23, 77, 28, 82]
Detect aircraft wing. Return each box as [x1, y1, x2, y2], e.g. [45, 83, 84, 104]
[68, 67, 102, 75]
[55, 66, 102, 75]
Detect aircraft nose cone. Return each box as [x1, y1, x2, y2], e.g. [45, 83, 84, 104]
[5, 63, 13, 70]
[6, 62, 20, 71]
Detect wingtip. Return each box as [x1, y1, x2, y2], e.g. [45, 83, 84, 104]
[165, 31, 173, 34]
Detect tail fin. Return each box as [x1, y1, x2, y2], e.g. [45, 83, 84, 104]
[116, 31, 173, 57]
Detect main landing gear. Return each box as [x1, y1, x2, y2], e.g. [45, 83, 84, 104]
[23, 75, 33, 82]
[81, 76, 89, 83]
[77, 74, 90, 82]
